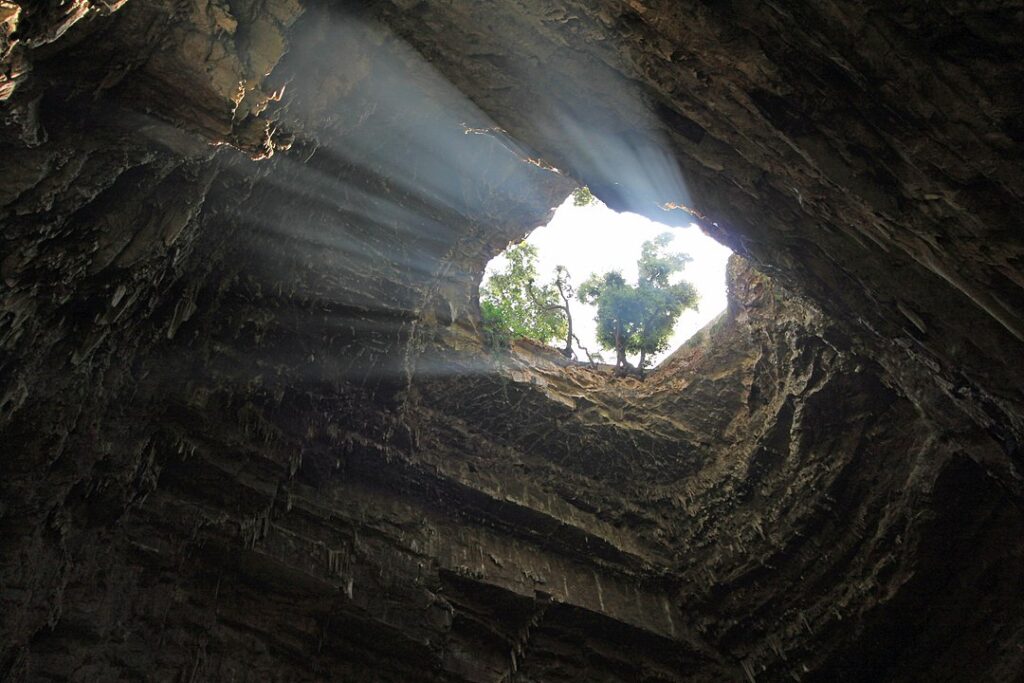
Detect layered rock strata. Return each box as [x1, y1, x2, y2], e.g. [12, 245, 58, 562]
[1, 1, 1022, 681]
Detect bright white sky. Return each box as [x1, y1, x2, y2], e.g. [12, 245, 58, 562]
[485, 194, 733, 366]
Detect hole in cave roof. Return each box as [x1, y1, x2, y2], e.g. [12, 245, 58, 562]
[481, 191, 733, 369]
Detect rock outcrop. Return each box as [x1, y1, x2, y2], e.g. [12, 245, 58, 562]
[1, 1, 1021, 681]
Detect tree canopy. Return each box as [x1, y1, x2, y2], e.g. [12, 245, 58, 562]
[479, 242, 567, 350]
[578, 232, 698, 373]
[572, 186, 597, 206]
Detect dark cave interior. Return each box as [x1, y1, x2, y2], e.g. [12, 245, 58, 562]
[1, 1, 1023, 681]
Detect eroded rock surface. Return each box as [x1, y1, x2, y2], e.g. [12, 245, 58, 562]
[1, 1, 1022, 681]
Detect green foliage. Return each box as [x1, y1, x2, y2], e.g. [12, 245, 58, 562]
[578, 232, 699, 371]
[480, 300, 514, 350]
[572, 186, 596, 207]
[480, 242, 568, 350]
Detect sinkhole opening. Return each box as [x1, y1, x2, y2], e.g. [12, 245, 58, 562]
[480, 190, 733, 372]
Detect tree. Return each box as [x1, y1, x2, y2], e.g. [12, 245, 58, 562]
[537, 265, 575, 357]
[631, 233, 699, 369]
[577, 271, 635, 370]
[479, 243, 567, 350]
[577, 232, 698, 375]
[534, 265, 600, 364]
[572, 186, 596, 206]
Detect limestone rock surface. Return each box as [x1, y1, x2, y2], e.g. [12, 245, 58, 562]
[1, 1, 1022, 681]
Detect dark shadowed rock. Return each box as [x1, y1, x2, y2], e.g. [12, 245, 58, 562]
[1, 1, 1022, 681]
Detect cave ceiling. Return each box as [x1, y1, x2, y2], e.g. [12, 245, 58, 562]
[1, 1, 1023, 681]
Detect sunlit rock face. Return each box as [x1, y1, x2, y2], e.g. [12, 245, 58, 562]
[1, 1, 1022, 681]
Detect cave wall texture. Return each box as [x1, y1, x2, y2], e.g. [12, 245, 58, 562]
[2, 0, 1023, 681]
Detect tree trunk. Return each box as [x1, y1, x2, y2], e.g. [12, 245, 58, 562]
[563, 304, 574, 358]
[615, 323, 626, 373]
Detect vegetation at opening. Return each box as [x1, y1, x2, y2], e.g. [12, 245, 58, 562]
[480, 231, 697, 376]
[578, 232, 699, 375]
[480, 243, 567, 351]
[480, 243, 601, 362]
[572, 186, 596, 206]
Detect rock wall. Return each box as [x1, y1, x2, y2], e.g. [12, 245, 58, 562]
[370, 0, 1024, 481]
[1, 1, 1022, 681]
